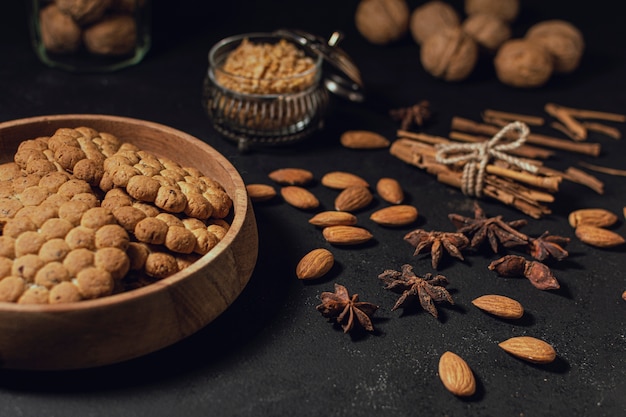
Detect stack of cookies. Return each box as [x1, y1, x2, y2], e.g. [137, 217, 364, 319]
[0, 126, 232, 304]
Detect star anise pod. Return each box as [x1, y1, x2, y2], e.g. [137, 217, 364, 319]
[389, 100, 432, 131]
[378, 264, 454, 318]
[527, 231, 570, 261]
[404, 228, 469, 269]
[488, 254, 560, 290]
[449, 202, 529, 253]
[316, 283, 379, 333]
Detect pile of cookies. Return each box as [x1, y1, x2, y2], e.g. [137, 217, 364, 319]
[0, 127, 232, 304]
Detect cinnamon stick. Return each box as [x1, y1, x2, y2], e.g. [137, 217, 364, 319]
[582, 121, 622, 139]
[544, 103, 626, 123]
[450, 117, 601, 156]
[545, 103, 587, 141]
[483, 109, 545, 126]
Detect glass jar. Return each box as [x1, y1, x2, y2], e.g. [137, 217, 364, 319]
[203, 32, 329, 151]
[29, 0, 151, 72]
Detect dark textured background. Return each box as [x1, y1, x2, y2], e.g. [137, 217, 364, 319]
[1, 1, 625, 416]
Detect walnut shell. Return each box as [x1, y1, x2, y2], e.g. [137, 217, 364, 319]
[525, 20, 585, 73]
[39, 4, 82, 54]
[494, 38, 553, 88]
[464, 0, 519, 23]
[355, 0, 410, 45]
[83, 14, 137, 56]
[420, 27, 478, 81]
[409, 0, 461, 45]
[56, 0, 112, 26]
[462, 13, 511, 52]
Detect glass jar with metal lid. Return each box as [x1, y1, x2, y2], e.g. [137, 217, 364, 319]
[203, 29, 363, 151]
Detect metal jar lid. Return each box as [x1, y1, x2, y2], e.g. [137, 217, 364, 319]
[273, 28, 364, 103]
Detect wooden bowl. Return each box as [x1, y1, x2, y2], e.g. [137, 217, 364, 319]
[0, 114, 258, 370]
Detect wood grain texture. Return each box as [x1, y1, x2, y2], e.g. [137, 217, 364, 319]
[0, 114, 258, 370]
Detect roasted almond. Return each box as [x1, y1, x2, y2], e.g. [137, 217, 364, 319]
[376, 177, 404, 204]
[296, 248, 334, 280]
[340, 130, 390, 149]
[369, 205, 418, 226]
[309, 211, 358, 227]
[246, 183, 277, 202]
[334, 185, 373, 212]
[280, 186, 320, 210]
[322, 225, 373, 245]
[568, 208, 618, 228]
[575, 224, 625, 247]
[321, 171, 369, 189]
[268, 168, 314, 185]
[471, 294, 524, 319]
[498, 336, 556, 364]
[438, 351, 476, 397]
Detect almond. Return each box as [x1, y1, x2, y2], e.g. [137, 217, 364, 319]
[246, 184, 277, 202]
[568, 208, 618, 228]
[575, 224, 625, 247]
[296, 248, 334, 280]
[322, 225, 373, 245]
[369, 205, 418, 226]
[280, 186, 320, 210]
[438, 351, 476, 397]
[340, 130, 390, 149]
[471, 294, 524, 319]
[334, 185, 373, 212]
[321, 171, 369, 189]
[498, 336, 556, 364]
[268, 168, 314, 185]
[309, 211, 358, 227]
[376, 177, 404, 204]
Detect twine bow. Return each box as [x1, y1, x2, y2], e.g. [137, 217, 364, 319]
[435, 121, 537, 197]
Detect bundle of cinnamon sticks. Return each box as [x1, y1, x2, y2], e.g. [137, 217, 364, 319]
[389, 104, 624, 218]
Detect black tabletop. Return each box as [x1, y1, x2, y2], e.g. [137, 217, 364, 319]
[1, 1, 625, 416]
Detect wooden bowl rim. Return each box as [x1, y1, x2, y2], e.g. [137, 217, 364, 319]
[0, 114, 250, 314]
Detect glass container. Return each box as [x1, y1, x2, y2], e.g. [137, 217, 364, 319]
[29, 0, 151, 72]
[203, 30, 363, 151]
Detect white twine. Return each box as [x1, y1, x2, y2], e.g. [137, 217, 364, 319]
[435, 121, 537, 197]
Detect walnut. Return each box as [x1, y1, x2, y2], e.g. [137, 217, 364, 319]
[494, 39, 553, 88]
[462, 13, 511, 52]
[39, 4, 82, 54]
[420, 27, 478, 82]
[525, 20, 584, 74]
[83, 14, 137, 56]
[464, 0, 519, 23]
[409, 1, 460, 45]
[55, 0, 112, 25]
[355, 0, 410, 45]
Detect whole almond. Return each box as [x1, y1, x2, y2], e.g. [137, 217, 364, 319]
[335, 186, 373, 212]
[309, 211, 358, 227]
[498, 336, 556, 364]
[296, 248, 334, 280]
[340, 130, 390, 149]
[370, 205, 418, 226]
[246, 184, 277, 202]
[568, 208, 618, 228]
[268, 168, 314, 185]
[376, 177, 404, 204]
[575, 225, 625, 247]
[471, 294, 524, 319]
[438, 351, 476, 397]
[321, 171, 369, 189]
[322, 225, 373, 245]
[281, 186, 320, 210]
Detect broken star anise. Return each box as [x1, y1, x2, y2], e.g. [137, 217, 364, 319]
[449, 202, 528, 253]
[389, 100, 432, 131]
[488, 254, 560, 290]
[378, 264, 454, 318]
[404, 229, 469, 269]
[527, 231, 570, 261]
[316, 283, 379, 333]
